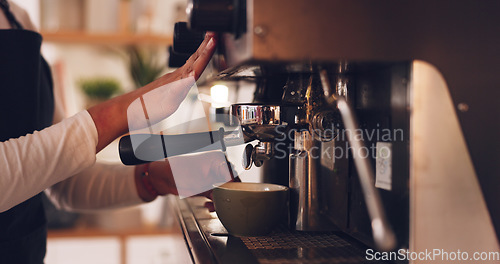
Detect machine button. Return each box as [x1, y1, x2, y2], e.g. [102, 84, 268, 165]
[173, 22, 205, 54]
[167, 46, 191, 68]
[187, 0, 245, 34]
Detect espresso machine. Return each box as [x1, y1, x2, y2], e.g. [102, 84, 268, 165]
[121, 0, 500, 261]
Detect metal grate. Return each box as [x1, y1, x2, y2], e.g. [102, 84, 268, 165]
[239, 226, 375, 264]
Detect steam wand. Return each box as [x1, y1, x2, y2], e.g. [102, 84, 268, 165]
[319, 70, 397, 251]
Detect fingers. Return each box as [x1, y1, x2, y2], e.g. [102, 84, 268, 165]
[204, 201, 215, 212]
[191, 33, 217, 79]
[203, 191, 215, 212]
[180, 32, 217, 80]
[148, 160, 178, 196]
[188, 32, 215, 63]
[147, 151, 236, 199]
[190, 32, 216, 62]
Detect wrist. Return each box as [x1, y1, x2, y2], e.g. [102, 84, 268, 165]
[87, 96, 129, 152]
[134, 163, 158, 202]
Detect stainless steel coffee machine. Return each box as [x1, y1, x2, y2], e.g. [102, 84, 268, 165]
[120, 0, 500, 260]
[182, 0, 500, 256]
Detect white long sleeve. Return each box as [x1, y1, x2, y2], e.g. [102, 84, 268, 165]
[0, 2, 145, 213]
[46, 162, 143, 212]
[0, 111, 98, 212]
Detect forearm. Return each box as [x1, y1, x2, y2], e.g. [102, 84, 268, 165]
[0, 111, 97, 212]
[47, 33, 218, 210]
[87, 33, 215, 153]
[87, 69, 188, 152]
[87, 93, 133, 152]
[47, 162, 143, 211]
[47, 161, 172, 211]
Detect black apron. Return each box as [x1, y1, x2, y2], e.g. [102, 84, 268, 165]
[0, 1, 54, 263]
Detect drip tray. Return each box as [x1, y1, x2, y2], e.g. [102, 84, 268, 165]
[177, 197, 380, 264]
[239, 226, 372, 264]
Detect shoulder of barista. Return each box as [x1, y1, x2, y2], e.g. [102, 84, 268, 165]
[0, 2, 37, 30]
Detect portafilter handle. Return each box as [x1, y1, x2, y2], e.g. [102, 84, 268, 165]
[119, 128, 243, 165]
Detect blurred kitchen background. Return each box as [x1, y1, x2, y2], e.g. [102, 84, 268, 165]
[12, 0, 259, 263]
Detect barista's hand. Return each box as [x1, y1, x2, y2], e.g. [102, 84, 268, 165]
[134, 151, 238, 202]
[88, 33, 217, 152]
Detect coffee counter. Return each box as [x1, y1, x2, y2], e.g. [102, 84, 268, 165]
[172, 196, 379, 264]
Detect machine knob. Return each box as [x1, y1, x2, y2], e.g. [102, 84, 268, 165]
[187, 0, 245, 34]
[167, 46, 191, 68]
[173, 22, 205, 54]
